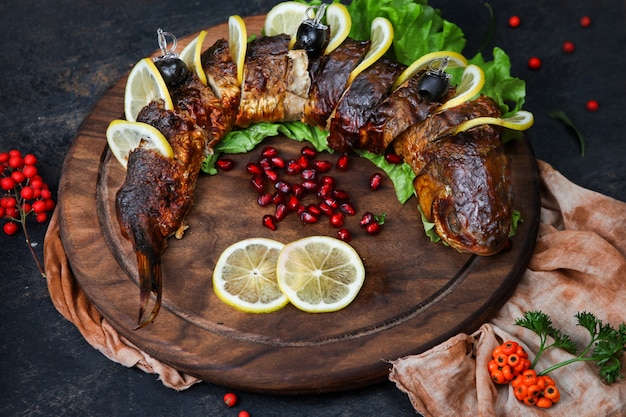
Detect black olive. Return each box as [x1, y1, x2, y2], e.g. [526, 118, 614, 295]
[417, 71, 450, 102]
[154, 57, 189, 89]
[293, 20, 329, 58]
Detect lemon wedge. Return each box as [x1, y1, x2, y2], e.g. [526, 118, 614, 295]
[437, 64, 485, 111]
[324, 3, 351, 54]
[179, 30, 208, 85]
[229, 15, 247, 86]
[124, 57, 174, 123]
[450, 110, 535, 135]
[347, 17, 394, 84]
[106, 119, 174, 169]
[276, 236, 365, 313]
[391, 50, 468, 90]
[213, 238, 289, 313]
[264, 1, 311, 37]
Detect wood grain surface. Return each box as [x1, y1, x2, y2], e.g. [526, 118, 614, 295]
[58, 15, 540, 394]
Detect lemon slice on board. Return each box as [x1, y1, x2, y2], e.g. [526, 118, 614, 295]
[106, 119, 174, 169]
[437, 64, 485, 111]
[276, 236, 365, 313]
[324, 3, 351, 54]
[347, 17, 394, 84]
[450, 110, 535, 135]
[213, 238, 289, 313]
[391, 50, 468, 90]
[229, 15, 247, 86]
[124, 57, 174, 122]
[179, 30, 208, 85]
[264, 1, 311, 37]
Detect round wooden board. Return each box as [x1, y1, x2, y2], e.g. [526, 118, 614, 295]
[58, 15, 540, 395]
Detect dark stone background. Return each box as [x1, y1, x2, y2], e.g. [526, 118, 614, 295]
[1, 1, 624, 416]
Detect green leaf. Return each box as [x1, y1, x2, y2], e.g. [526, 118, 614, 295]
[417, 204, 443, 243]
[548, 110, 586, 156]
[355, 150, 416, 204]
[508, 209, 523, 237]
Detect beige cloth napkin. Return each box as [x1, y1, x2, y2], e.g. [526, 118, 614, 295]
[390, 160, 626, 416]
[43, 160, 626, 409]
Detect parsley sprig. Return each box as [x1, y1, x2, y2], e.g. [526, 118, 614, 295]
[516, 311, 626, 383]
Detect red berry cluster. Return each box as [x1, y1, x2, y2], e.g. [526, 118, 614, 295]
[1, 150, 55, 236]
[222, 144, 388, 242]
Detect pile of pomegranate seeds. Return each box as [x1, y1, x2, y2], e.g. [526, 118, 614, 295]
[235, 145, 387, 242]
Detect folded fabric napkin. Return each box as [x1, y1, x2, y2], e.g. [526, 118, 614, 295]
[44, 160, 626, 410]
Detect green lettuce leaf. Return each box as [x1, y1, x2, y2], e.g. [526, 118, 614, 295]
[356, 150, 416, 204]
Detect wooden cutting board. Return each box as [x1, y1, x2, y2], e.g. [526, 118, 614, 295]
[58, 15, 540, 394]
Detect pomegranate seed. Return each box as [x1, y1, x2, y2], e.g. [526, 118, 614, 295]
[321, 175, 335, 187]
[271, 156, 286, 169]
[586, 100, 599, 112]
[301, 179, 318, 192]
[286, 159, 302, 175]
[287, 195, 301, 211]
[271, 192, 285, 204]
[216, 158, 235, 171]
[292, 183, 305, 198]
[324, 197, 338, 209]
[317, 183, 333, 199]
[339, 202, 356, 216]
[301, 146, 317, 158]
[384, 152, 402, 164]
[562, 41, 575, 53]
[332, 189, 349, 201]
[366, 222, 382, 235]
[312, 160, 332, 172]
[336, 154, 349, 170]
[360, 212, 375, 226]
[528, 57, 541, 70]
[301, 169, 316, 181]
[275, 203, 288, 221]
[250, 175, 265, 193]
[261, 146, 278, 158]
[300, 211, 318, 224]
[306, 204, 322, 217]
[580, 15, 591, 27]
[318, 202, 334, 216]
[296, 203, 306, 214]
[259, 157, 273, 170]
[298, 155, 310, 169]
[264, 169, 278, 182]
[245, 161, 262, 175]
[329, 212, 344, 228]
[257, 193, 273, 207]
[508, 15, 521, 28]
[369, 173, 383, 191]
[274, 180, 291, 194]
[337, 228, 352, 242]
[262, 214, 277, 231]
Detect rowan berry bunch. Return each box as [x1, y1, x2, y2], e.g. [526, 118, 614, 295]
[1, 149, 55, 277]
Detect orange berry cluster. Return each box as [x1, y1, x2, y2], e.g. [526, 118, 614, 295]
[488, 341, 560, 409]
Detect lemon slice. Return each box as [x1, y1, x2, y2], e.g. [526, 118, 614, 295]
[347, 17, 394, 84]
[213, 238, 289, 313]
[391, 50, 468, 90]
[451, 110, 535, 135]
[324, 3, 351, 54]
[179, 30, 208, 85]
[229, 15, 247, 86]
[124, 57, 174, 122]
[106, 119, 174, 169]
[264, 1, 311, 37]
[276, 236, 365, 313]
[437, 64, 485, 111]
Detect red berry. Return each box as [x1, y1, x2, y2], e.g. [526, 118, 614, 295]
[216, 158, 235, 171]
[336, 154, 349, 170]
[11, 170, 26, 184]
[1, 196, 17, 208]
[32, 200, 46, 214]
[20, 186, 35, 200]
[223, 392, 238, 407]
[3, 221, 19, 236]
[5, 207, 18, 218]
[301, 146, 317, 159]
[22, 165, 38, 178]
[580, 15, 591, 27]
[262, 214, 277, 231]
[508, 15, 521, 28]
[261, 146, 278, 158]
[366, 222, 382, 235]
[1, 177, 16, 191]
[369, 173, 383, 191]
[0, 152, 9, 163]
[562, 41, 575, 53]
[0, 207, 4, 217]
[35, 212, 48, 223]
[384, 152, 402, 164]
[329, 212, 344, 228]
[337, 228, 352, 242]
[22, 203, 31, 213]
[40, 189, 52, 199]
[528, 57, 542, 70]
[44, 199, 55, 211]
[8, 156, 24, 169]
[23, 154, 37, 166]
[586, 100, 599, 112]
[9, 150, 21, 158]
[30, 178, 43, 189]
[246, 162, 263, 176]
[238, 411, 250, 417]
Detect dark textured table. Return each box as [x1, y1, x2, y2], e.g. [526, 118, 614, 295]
[1, 1, 624, 416]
